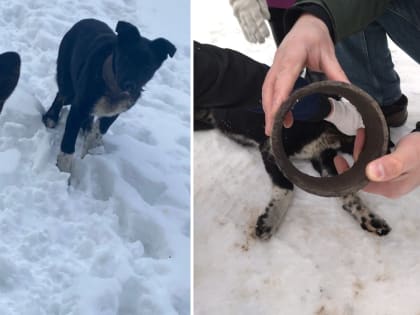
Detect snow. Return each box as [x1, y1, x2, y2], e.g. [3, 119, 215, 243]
[0, 1, 189, 314]
[194, 1, 420, 314]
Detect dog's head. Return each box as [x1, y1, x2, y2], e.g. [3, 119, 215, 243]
[112, 21, 176, 99]
[0, 52, 21, 113]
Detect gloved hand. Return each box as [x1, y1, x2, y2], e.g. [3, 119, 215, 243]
[324, 97, 365, 136]
[230, 0, 270, 43]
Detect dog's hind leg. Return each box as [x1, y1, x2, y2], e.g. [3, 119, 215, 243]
[314, 149, 391, 236]
[255, 141, 294, 240]
[44, 36, 75, 128]
[42, 92, 69, 128]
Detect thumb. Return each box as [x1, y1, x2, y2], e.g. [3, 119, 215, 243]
[333, 155, 350, 174]
[366, 155, 404, 182]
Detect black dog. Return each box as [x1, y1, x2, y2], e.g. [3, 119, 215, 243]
[195, 104, 392, 239]
[194, 42, 392, 239]
[0, 52, 21, 113]
[43, 19, 176, 172]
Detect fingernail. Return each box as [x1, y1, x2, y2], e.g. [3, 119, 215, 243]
[368, 163, 384, 180]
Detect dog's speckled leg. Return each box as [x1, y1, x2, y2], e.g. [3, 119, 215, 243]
[255, 186, 293, 240]
[341, 193, 391, 236]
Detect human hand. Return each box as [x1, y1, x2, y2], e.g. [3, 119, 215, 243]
[262, 13, 348, 135]
[335, 131, 420, 198]
[230, 0, 270, 43]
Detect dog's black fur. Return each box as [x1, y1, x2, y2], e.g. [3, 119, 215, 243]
[0, 52, 21, 113]
[43, 19, 176, 172]
[195, 103, 392, 239]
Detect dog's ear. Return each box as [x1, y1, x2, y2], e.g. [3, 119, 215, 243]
[116, 21, 141, 43]
[0, 52, 21, 113]
[151, 38, 176, 62]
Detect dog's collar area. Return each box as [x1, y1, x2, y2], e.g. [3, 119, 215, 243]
[102, 54, 123, 96]
[271, 81, 389, 197]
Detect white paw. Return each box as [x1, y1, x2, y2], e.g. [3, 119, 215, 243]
[57, 152, 73, 173]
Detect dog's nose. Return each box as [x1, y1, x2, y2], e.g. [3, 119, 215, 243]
[122, 81, 136, 93]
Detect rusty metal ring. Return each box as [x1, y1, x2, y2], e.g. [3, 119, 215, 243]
[271, 81, 389, 197]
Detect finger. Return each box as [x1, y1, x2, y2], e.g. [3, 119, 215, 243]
[266, 103, 295, 134]
[333, 155, 350, 174]
[365, 154, 404, 182]
[365, 134, 420, 183]
[264, 67, 301, 135]
[283, 111, 293, 128]
[262, 69, 275, 135]
[268, 109, 294, 135]
[251, 11, 269, 42]
[240, 14, 256, 43]
[272, 63, 302, 112]
[353, 128, 365, 160]
[321, 53, 349, 83]
[257, 0, 270, 19]
[265, 109, 274, 136]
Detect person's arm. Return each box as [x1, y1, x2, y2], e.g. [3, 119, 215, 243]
[261, 0, 390, 134]
[288, 0, 391, 42]
[261, 0, 420, 198]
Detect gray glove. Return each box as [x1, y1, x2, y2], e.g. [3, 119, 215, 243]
[230, 0, 270, 43]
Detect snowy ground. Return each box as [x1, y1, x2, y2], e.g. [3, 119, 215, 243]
[0, 1, 190, 314]
[194, 1, 420, 314]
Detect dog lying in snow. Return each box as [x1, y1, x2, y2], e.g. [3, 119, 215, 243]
[194, 42, 392, 239]
[0, 51, 21, 113]
[42, 19, 176, 172]
[195, 105, 392, 239]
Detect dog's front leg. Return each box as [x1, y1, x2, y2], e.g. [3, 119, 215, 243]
[81, 115, 119, 157]
[99, 115, 119, 134]
[58, 107, 83, 172]
[256, 141, 294, 240]
[256, 185, 293, 240]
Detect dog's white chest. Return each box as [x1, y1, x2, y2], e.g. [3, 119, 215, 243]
[93, 95, 135, 117]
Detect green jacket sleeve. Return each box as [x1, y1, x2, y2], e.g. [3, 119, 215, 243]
[295, 0, 391, 41]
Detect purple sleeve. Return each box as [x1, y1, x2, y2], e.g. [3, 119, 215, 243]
[266, 0, 295, 9]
